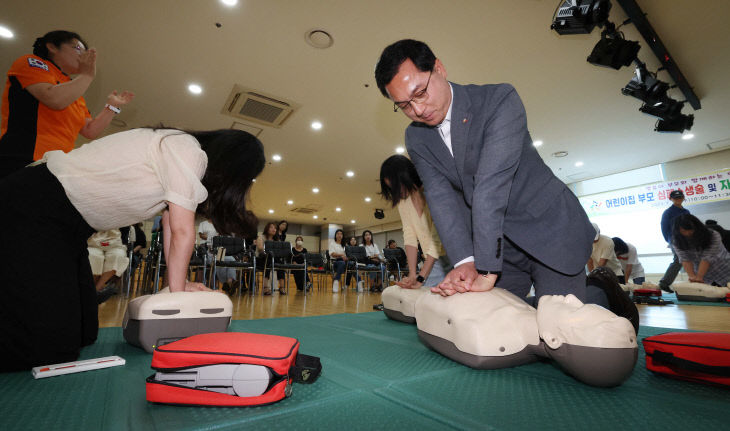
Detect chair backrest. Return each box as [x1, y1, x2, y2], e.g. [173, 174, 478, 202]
[212, 236, 246, 255]
[265, 240, 292, 260]
[306, 252, 324, 267]
[345, 245, 368, 263]
[383, 248, 406, 264]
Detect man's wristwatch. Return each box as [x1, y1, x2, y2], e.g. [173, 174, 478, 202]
[416, 274, 425, 283]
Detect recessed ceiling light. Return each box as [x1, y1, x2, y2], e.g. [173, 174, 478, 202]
[220, 0, 238, 6]
[272, 154, 282, 161]
[533, 140, 543, 147]
[0, 26, 13, 39]
[395, 146, 405, 154]
[311, 121, 322, 130]
[287, 200, 293, 205]
[346, 170, 354, 177]
[364, 197, 371, 202]
[350, 220, 356, 224]
[268, 209, 274, 214]
[188, 84, 202, 95]
[313, 215, 318, 219]
[574, 161, 584, 167]
[552, 151, 568, 158]
[682, 133, 694, 140]
[335, 207, 341, 212]
[312, 187, 319, 193]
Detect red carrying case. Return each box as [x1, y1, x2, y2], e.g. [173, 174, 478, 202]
[633, 288, 661, 297]
[146, 332, 321, 406]
[643, 332, 730, 387]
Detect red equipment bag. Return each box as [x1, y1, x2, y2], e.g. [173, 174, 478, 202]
[146, 332, 321, 406]
[633, 288, 661, 297]
[643, 332, 730, 386]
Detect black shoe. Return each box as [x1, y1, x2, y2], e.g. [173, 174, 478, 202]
[96, 283, 119, 305]
[658, 283, 674, 293]
[373, 303, 384, 311]
[587, 267, 640, 335]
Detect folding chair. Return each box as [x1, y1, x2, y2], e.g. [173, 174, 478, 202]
[211, 236, 255, 295]
[306, 252, 328, 291]
[383, 248, 409, 281]
[344, 246, 383, 291]
[263, 241, 306, 294]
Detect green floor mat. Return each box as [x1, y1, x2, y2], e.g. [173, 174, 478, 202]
[1, 312, 727, 431]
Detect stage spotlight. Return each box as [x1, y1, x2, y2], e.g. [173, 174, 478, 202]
[655, 114, 694, 133]
[639, 99, 683, 120]
[550, 0, 611, 35]
[621, 64, 669, 105]
[587, 29, 640, 70]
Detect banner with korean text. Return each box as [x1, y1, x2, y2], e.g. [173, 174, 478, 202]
[579, 168, 730, 217]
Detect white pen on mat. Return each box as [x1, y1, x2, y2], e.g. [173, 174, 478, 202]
[32, 355, 125, 379]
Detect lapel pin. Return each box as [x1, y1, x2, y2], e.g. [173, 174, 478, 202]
[462, 118, 468, 124]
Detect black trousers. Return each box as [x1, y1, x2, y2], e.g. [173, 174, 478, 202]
[0, 164, 97, 371]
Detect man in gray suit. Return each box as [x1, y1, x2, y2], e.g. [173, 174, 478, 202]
[374, 39, 600, 305]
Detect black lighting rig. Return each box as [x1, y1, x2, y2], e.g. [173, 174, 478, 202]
[550, 0, 698, 133]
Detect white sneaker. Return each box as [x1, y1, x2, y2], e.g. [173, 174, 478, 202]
[357, 280, 364, 293]
[332, 280, 340, 293]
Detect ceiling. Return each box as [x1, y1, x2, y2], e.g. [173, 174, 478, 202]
[2, 0, 728, 230]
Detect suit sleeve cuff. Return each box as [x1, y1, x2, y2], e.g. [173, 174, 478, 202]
[454, 256, 474, 267]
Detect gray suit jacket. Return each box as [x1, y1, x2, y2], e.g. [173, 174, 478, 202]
[405, 83, 593, 275]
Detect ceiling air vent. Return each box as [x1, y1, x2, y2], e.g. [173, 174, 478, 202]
[221, 85, 300, 128]
[290, 207, 318, 214]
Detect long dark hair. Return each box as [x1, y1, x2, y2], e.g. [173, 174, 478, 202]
[362, 230, 374, 246]
[379, 155, 422, 207]
[274, 220, 288, 241]
[672, 214, 712, 251]
[262, 222, 278, 240]
[151, 126, 265, 239]
[33, 30, 87, 61]
[333, 229, 345, 246]
[612, 237, 629, 256]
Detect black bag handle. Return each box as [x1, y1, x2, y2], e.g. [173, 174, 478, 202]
[649, 350, 730, 377]
[290, 354, 322, 383]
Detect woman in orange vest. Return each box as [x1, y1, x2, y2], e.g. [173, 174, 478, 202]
[0, 30, 134, 178]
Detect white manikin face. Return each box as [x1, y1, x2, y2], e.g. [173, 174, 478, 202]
[415, 288, 540, 356]
[537, 294, 637, 350]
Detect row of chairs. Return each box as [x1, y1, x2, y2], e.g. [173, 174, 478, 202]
[125, 234, 409, 296]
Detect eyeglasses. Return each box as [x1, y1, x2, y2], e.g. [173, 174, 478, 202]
[392, 70, 432, 113]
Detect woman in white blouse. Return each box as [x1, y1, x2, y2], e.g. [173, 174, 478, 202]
[380, 155, 451, 289]
[0, 127, 265, 371]
[328, 229, 347, 292]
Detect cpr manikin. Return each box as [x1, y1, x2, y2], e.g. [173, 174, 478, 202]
[671, 281, 730, 301]
[381, 285, 431, 323]
[399, 288, 637, 387]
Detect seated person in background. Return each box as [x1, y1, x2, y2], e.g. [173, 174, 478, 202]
[256, 222, 286, 295]
[612, 237, 646, 285]
[87, 229, 128, 304]
[291, 235, 311, 291]
[386, 239, 409, 279]
[329, 229, 347, 292]
[587, 223, 623, 279]
[380, 155, 450, 289]
[199, 218, 238, 294]
[673, 214, 730, 286]
[345, 236, 363, 291]
[120, 222, 146, 269]
[362, 230, 385, 292]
